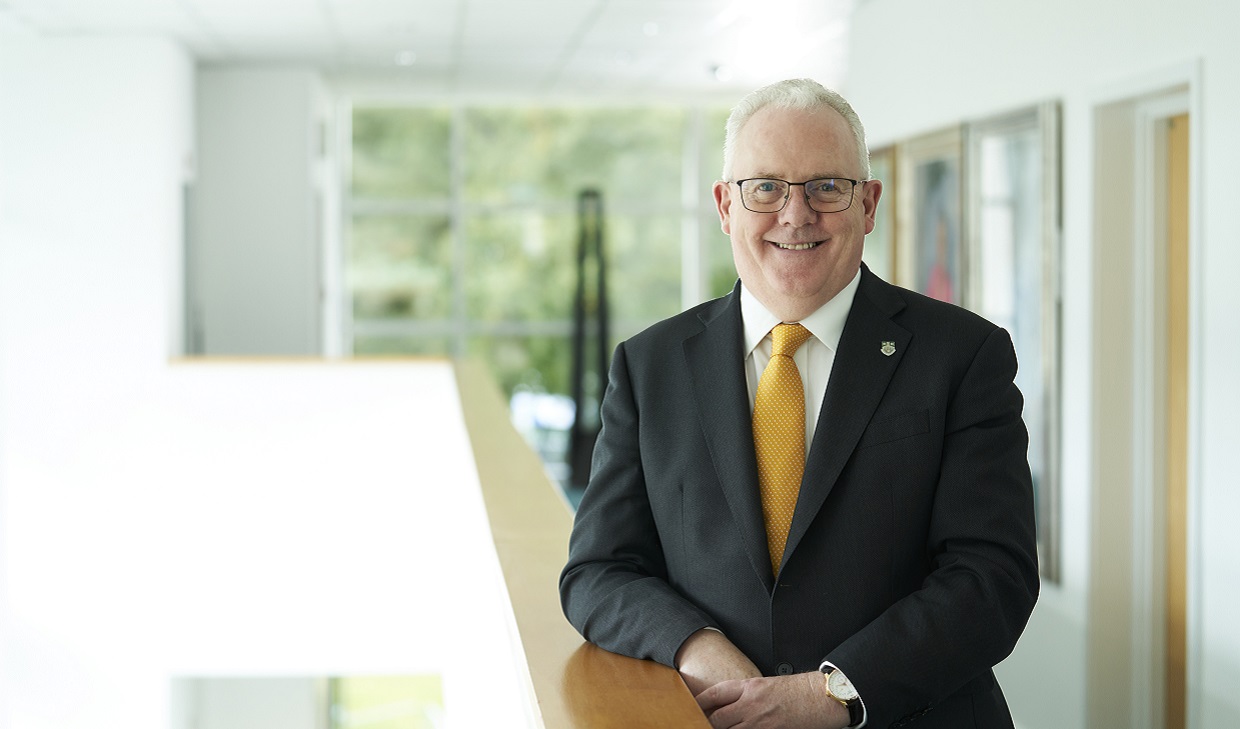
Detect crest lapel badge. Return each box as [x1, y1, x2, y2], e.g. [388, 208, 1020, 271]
[880, 341, 896, 357]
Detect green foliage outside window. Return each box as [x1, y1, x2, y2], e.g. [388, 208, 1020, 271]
[352, 107, 451, 199]
[605, 212, 682, 334]
[462, 107, 684, 206]
[467, 334, 573, 397]
[351, 214, 453, 321]
[701, 107, 740, 299]
[329, 675, 442, 729]
[349, 104, 731, 401]
[463, 211, 574, 324]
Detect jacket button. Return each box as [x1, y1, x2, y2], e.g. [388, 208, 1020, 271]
[776, 662, 794, 675]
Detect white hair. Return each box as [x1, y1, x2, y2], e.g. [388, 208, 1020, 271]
[720, 78, 871, 181]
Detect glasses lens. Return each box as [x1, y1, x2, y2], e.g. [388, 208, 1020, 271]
[741, 179, 789, 211]
[806, 179, 854, 212]
[738, 178, 857, 213]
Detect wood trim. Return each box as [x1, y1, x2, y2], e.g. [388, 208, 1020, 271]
[453, 359, 710, 728]
[1164, 112, 1190, 729]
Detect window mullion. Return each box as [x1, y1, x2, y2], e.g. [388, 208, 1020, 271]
[450, 105, 468, 357]
[681, 107, 704, 311]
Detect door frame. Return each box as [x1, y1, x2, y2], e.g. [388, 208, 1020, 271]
[1088, 60, 1204, 729]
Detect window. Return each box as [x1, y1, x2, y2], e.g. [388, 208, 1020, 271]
[330, 675, 443, 729]
[345, 103, 735, 402]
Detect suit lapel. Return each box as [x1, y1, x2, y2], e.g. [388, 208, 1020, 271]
[682, 284, 774, 591]
[782, 268, 911, 568]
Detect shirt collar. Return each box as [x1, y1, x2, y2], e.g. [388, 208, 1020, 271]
[740, 269, 861, 357]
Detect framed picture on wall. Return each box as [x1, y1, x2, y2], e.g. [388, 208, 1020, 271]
[863, 146, 896, 282]
[896, 127, 965, 303]
[965, 102, 1062, 583]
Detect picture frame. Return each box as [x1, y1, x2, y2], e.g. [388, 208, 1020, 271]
[863, 145, 897, 283]
[964, 102, 1062, 583]
[896, 127, 965, 304]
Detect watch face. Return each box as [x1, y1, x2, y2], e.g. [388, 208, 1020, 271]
[828, 670, 859, 701]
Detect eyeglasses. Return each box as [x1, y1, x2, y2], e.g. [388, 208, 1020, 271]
[731, 177, 865, 214]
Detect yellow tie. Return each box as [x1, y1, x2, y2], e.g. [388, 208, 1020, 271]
[754, 323, 813, 577]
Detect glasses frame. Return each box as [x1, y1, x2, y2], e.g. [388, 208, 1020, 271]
[730, 177, 866, 214]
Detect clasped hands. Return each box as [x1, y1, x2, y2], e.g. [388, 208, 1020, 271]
[676, 628, 850, 729]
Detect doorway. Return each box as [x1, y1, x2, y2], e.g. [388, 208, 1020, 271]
[1089, 86, 1195, 729]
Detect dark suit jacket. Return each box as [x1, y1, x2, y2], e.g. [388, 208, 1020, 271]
[560, 266, 1039, 728]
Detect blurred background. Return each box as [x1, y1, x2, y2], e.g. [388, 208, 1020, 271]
[2, 1, 1240, 728]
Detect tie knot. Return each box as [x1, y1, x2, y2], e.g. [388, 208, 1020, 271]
[771, 323, 812, 358]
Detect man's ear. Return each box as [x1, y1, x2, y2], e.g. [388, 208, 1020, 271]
[713, 180, 733, 235]
[861, 179, 883, 235]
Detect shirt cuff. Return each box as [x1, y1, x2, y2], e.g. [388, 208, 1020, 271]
[819, 659, 867, 728]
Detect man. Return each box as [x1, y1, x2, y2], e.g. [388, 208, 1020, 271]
[559, 78, 1039, 728]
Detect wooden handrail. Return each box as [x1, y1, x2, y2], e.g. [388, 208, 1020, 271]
[454, 360, 710, 728]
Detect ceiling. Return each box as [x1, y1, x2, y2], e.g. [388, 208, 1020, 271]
[0, 0, 857, 98]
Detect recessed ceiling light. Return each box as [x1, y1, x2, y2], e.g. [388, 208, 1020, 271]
[711, 64, 733, 82]
[395, 50, 417, 66]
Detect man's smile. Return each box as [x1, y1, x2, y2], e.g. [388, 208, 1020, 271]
[769, 239, 824, 251]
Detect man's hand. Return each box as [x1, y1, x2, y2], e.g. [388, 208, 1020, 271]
[675, 629, 762, 696]
[696, 671, 849, 729]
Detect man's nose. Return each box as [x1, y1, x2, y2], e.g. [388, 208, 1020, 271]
[778, 185, 817, 225]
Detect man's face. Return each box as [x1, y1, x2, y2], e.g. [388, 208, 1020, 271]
[713, 105, 882, 321]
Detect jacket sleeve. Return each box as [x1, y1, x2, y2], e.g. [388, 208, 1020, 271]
[559, 341, 717, 667]
[825, 326, 1040, 727]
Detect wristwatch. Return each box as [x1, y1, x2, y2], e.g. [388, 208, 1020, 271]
[821, 666, 863, 727]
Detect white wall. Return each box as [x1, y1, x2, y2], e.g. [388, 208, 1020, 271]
[191, 67, 325, 356]
[0, 34, 194, 729]
[0, 34, 192, 379]
[843, 1, 1240, 727]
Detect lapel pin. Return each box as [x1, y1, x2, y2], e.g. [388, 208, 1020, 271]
[880, 341, 896, 357]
